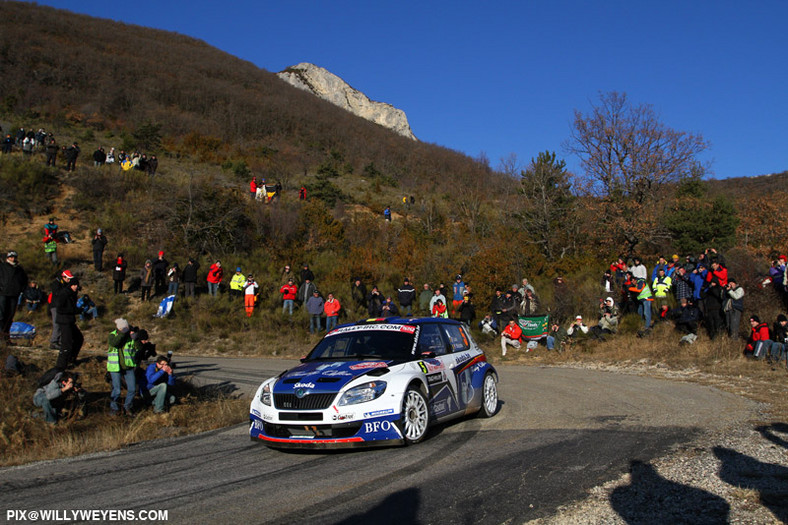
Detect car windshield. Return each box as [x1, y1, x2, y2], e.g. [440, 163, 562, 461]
[305, 326, 418, 362]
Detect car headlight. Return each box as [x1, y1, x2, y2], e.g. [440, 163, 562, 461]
[259, 383, 272, 406]
[338, 381, 387, 406]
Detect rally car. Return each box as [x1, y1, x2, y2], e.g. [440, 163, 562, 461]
[249, 317, 499, 448]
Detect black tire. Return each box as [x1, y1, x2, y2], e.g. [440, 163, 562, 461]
[478, 372, 498, 418]
[398, 385, 430, 445]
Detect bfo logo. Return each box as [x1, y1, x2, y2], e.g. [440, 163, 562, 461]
[363, 420, 393, 433]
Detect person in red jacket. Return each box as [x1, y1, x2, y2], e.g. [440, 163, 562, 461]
[323, 292, 341, 331]
[249, 176, 258, 200]
[501, 319, 523, 356]
[206, 260, 223, 297]
[279, 278, 297, 315]
[705, 260, 728, 287]
[744, 315, 771, 359]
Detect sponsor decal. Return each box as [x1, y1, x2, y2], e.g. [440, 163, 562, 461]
[363, 408, 395, 417]
[454, 352, 472, 365]
[332, 413, 355, 421]
[427, 372, 444, 385]
[328, 324, 417, 336]
[251, 409, 261, 417]
[262, 413, 273, 421]
[419, 359, 444, 373]
[293, 382, 316, 389]
[316, 362, 342, 371]
[252, 420, 265, 431]
[285, 371, 309, 378]
[363, 420, 395, 433]
[431, 400, 447, 415]
[349, 361, 389, 371]
[321, 370, 353, 377]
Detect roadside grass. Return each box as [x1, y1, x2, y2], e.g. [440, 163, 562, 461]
[0, 347, 247, 467]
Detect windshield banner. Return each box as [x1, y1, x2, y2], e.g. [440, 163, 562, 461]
[517, 315, 549, 340]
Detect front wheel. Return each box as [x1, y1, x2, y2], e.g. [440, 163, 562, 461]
[399, 386, 430, 445]
[478, 372, 498, 418]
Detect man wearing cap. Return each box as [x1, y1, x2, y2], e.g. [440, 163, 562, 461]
[107, 319, 140, 415]
[0, 250, 28, 342]
[724, 277, 745, 338]
[182, 258, 200, 298]
[91, 229, 108, 272]
[152, 251, 168, 297]
[206, 260, 223, 297]
[243, 275, 259, 317]
[306, 289, 324, 333]
[53, 275, 83, 370]
[567, 315, 589, 338]
[48, 269, 73, 350]
[230, 267, 246, 299]
[451, 275, 466, 317]
[397, 278, 416, 316]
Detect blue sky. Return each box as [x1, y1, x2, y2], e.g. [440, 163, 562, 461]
[28, 1, 788, 179]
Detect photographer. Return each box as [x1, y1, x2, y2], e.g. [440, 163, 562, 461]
[723, 277, 744, 338]
[589, 298, 619, 341]
[145, 355, 176, 413]
[33, 371, 84, 424]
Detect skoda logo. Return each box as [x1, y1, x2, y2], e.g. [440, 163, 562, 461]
[295, 388, 309, 399]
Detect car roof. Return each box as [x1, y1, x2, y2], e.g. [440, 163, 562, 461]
[336, 317, 463, 330]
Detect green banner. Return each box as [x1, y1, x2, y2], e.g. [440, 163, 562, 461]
[517, 315, 550, 340]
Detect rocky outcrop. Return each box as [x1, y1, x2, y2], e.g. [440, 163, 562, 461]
[277, 63, 417, 141]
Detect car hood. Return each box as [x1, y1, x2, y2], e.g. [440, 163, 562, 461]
[272, 360, 393, 394]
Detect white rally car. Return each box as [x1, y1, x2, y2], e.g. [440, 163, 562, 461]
[249, 317, 499, 448]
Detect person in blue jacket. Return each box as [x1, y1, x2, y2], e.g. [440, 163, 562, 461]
[145, 355, 176, 413]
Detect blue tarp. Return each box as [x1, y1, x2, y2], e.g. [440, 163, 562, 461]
[10, 322, 37, 339]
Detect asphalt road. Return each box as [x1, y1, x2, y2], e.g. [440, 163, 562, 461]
[1, 357, 756, 524]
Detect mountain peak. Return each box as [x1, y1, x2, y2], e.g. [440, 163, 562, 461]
[278, 63, 417, 141]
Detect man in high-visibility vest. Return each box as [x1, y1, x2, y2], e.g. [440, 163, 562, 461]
[627, 271, 653, 329]
[43, 235, 57, 265]
[107, 318, 141, 416]
[652, 267, 673, 320]
[229, 267, 245, 299]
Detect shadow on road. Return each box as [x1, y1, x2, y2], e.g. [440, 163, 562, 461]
[714, 445, 788, 522]
[755, 421, 788, 450]
[610, 460, 729, 524]
[333, 487, 420, 525]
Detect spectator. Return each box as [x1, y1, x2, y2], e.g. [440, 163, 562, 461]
[135, 329, 158, 363]
[106, 147, 116, 164]
[744, 315, 770, 359]
[630, 257, 648, 280]
[45, 137, 58, 166]
[324, 293, 341, 331]
[479, 314, 498, 338]
[652, 268, 673, 315]
[2, 133, 15, 154]
[33, 371, 83, 424]
[589, 297, 619, 341]
[702, 276, 725, 340]
[43, 233, 58, 265]
[280, 264, 295, 285]
[651, 255, 670, 281]
[706, 260, 729, 287]
[297, 264, 312, 284]
[0, 251, 28, 341]
[152, 251, 168, 297]
[145, 355, 176, 414]
[383, 206, 392, 222]
[521, 278, 536, 295]
[672, 266, 694, 303]
[418, 283, 433, 314]
[567, 315, 589, 339]
[499, 289, 518, 324]
[669, 297, 702, 340]
[167, 263, 180, 298]
[243, 275, 259, 317]
[381, 296, 399, 318]
[306, 290, 324, 333]
[140, 260, 154, 302]
[768, 314, 787, 365]
[249, 176, 258, 200]
[431, 298, 448, 318]
[229, 267, 246, 299]
[20, 280, 45, 313]
[397, 278, 416, 316]
[107, 319, 140, 416]
[518, 288, 540, 316]
[451, 275, 466, 316]
[92, 147, 106, 166]
[206, 260, 223, 297]
[546, 320, 569, 351]
[147, 155, 158, 176]
[501, 319, 523, 356]
[457, 293, 476, 326]
[91, 229, 108, 271]
[490, 288, 506, 329]
[182, 258, 200, 298]
[351, 278, 367, 313]
[279, 278, 297, 315]
[112, 253, 128, 294]
[723, 277, 745, 338]
[367, 286, 384, 317]
[44, 217, 58, 239]
[48, 269, 72, 350]
[299, 186, 307, 200]
[298, 278, 317, 305]
[626, 271, 653, 330]
[429, 288, 447, 313]
[53, 277, 83, 370]
[64, 142, 80, 171]
[76, 294, 98, 320]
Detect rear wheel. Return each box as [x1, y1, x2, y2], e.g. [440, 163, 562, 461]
[479, 372, 498, 418]
[399, 386, 430, 445]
